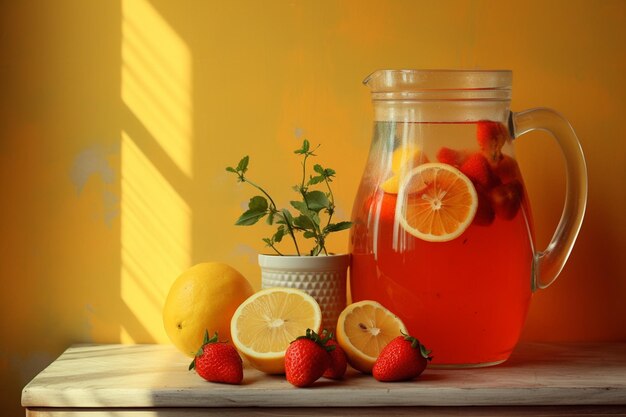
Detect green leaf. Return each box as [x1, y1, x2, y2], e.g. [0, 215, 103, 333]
[236, 155, 249, 173]
[235, 196, 268, 225]
[290, 200, 309, 214]
[324, 221, 353, 233]
[262, 237, 273, 246]
[266, 211, 275, 225]
[294, 139, 310, 154]
[307, 175, 325, 185]
[235, 208, 267, 225]
[303, 230, 316, 239]
[310, 244, 323, 256]
[248, 195, 268, 212]
[281, 208, 295, 225]
[304, 190, 329, 211]
[310, 212, 321, 227]
[273, 225, 286, 243]
[313, 164, 335, 180]
[313, 164, 324, 174]
[294, 214, 315, 230]
[226, 166, 237, 173]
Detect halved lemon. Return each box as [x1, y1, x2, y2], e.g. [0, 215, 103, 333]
[230, 287, 322, 374]
[396, 162, 477, 242]
[335, 300, 407, 373]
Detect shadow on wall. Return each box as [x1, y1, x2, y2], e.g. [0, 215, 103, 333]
[2, 0, 205, 414]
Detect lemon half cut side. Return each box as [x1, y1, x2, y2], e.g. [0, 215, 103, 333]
[230, 287, 322, 374]
[336, 300, 407, 373]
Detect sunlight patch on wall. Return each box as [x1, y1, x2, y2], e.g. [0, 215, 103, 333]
[120, 132, 191, 342]
[122, 0, 192, 178]
[121, 0, 192, 343]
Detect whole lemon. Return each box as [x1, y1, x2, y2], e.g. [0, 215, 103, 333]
[163, 262, 254, 357]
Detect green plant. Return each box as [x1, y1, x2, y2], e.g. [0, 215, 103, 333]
[226, 140, 352, 256]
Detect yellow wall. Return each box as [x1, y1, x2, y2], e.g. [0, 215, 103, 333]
[1, 0, 625, 413]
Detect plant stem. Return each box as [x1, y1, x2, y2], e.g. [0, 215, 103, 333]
[241, 175, 300, 255]
[300, 154, 308, 198]
[241, 177, 278, 211]
[269, 243, 284, 256]
[299, 150, 324, 254]
[280, 211, 301, 255]
[324, 177, 335, 227]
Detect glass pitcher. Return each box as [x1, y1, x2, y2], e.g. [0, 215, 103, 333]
[349, 70, 587, 367]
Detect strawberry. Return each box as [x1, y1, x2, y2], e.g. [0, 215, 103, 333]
[322, 335, 347, 380]
[473, 187, 495, 226]
[285, 328, 333, 387]
[493, 154, 520, 184]
[476, 120, 508, 163]
[460, 152, 498, 190]
[373, 333, 431, 382]
[490, 180, 524, 220]
[189, 330, 243, 385]
[436, 146, 467, 168]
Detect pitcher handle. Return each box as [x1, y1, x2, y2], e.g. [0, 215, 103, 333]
[511, 108, 588, 291]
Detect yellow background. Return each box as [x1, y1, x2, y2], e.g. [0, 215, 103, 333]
[1, 0, 625, 413]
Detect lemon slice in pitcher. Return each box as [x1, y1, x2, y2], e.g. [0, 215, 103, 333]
[381, 146, 428, 194]
[230, 287, 322, 374]
[396, 162, 477, 242]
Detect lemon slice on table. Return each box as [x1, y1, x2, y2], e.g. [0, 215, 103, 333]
[230, 287, 322, 374]
[396, 162, 477, 242]
[336, 300, 407, 373]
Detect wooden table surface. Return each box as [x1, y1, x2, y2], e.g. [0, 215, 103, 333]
[22, 342, 626, 416]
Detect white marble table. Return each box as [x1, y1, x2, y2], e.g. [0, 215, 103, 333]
[22, 342, 626, 416]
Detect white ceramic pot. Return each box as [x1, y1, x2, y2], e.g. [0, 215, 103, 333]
[258, 253, 350, 332]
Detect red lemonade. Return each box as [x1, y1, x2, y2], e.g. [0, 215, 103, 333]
[349, 121, 535, 366]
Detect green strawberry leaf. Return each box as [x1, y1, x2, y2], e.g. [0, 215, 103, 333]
[190, 330, 218, 371]
[400, 330, 432, 360]
[293, 328, 335, 351]
[420, 344, 433, 360]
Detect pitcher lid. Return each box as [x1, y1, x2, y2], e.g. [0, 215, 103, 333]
[364, 69, 511, 89]
[364, 69, 512, 101]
